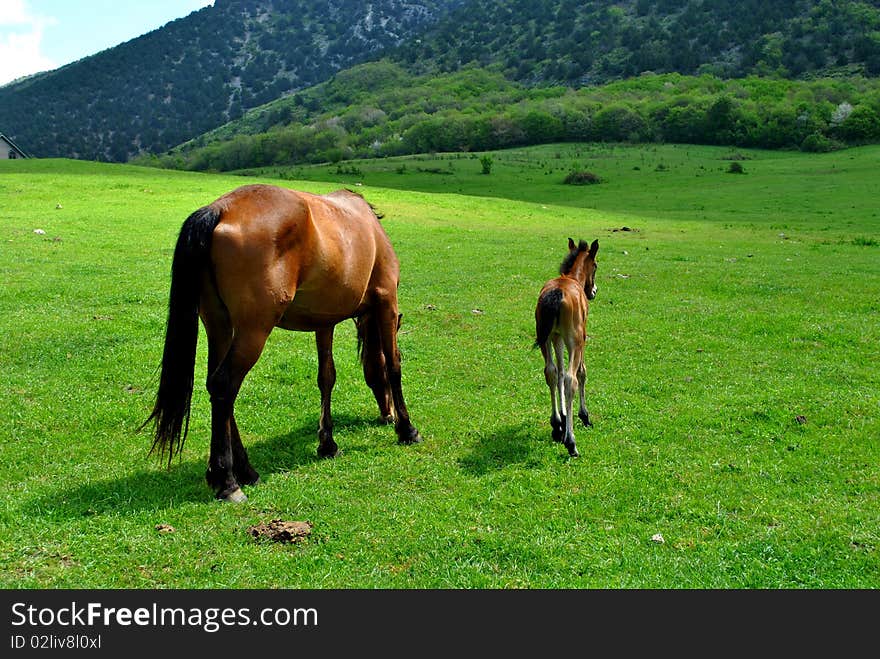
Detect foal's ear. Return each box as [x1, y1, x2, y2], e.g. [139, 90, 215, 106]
[568, 237, 576, 250]
[589, 239, 599, 257]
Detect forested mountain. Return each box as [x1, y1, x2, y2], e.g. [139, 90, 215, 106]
[393, 0, 880, 84]
[1, 0, 879, 163]
[0, 0, 462, 161]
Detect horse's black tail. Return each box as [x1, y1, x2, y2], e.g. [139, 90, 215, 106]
[141, 205, 222, 466]
[534, 287, 563, 349]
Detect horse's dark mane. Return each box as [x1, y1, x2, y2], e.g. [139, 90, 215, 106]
[559, 240, 589, 275]
[345, 188, 385, 219]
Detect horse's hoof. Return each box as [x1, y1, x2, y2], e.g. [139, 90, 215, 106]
[220, 488, 248, 503]
[398, 430, 423, 445]
[579, 412, 593, 428]
[551, 427, 564, 442]
[317, 444, 339, 459]
[379, 414, 395, 425]
[567, 446, 580, 458]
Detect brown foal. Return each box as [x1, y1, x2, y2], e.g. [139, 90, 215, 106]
[534, 238, 599, 457]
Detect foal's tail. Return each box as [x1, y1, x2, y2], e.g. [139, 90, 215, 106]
[141, 205, 222, 466]
[534, 287, 563, 349]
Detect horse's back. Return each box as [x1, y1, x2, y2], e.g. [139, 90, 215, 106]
[211, 184, 387, 260]
[207, 184, 397, 331]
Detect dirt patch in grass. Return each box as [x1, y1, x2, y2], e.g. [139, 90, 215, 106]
[248, 520, 313, 544]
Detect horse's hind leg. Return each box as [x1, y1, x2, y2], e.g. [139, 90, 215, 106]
[203, 296, 259, 490]
[577, 357, 592, 428]
[230, 416, 259, 485]
[315, 327, 339, 458]
[356, 314, 394, 424]
[553, 337, 569, 444]
[205, 327, 271, 501]
[376, 302, 421, 445]
[562, 338, 581, 458]
[540, 341, 564, 442]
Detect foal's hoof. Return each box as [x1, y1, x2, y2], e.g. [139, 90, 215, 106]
[317, 442, 339, 459]
[219, 488, 248, 503]
[551, 416, 566, 442]
[579, 411, 593, 428]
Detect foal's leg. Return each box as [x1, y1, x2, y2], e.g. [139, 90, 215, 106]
[205, 329, 270, 501]
[376, 303, 421, 445]
[576, 357, 592, 428]
[562, 338, 582, 458]
[315, 327, 339, 458]
[540, 340, 563, 442]
[553, 337, 568, 442]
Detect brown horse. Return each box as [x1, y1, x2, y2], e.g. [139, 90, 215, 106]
[534, 238, 599, 457]
[142, 184, 422, 501]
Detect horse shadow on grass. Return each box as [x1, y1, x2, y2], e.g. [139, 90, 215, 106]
[18, 413, 381, 521]
[457, 422, 568, 476]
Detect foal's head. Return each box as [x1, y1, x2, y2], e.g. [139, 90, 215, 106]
[560, 237, 599, 300]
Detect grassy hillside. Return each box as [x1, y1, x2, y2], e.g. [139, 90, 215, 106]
[246, 141, 880, 223]
[1, 144, 878, 588]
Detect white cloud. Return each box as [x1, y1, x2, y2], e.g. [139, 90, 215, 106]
[0, 1, 57, 85]
[0, 0, 31, 25]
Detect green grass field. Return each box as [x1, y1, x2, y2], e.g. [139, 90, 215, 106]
[1, 143, 878, 588]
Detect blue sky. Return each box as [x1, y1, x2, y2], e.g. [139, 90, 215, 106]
[0, 0, 215, 85]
